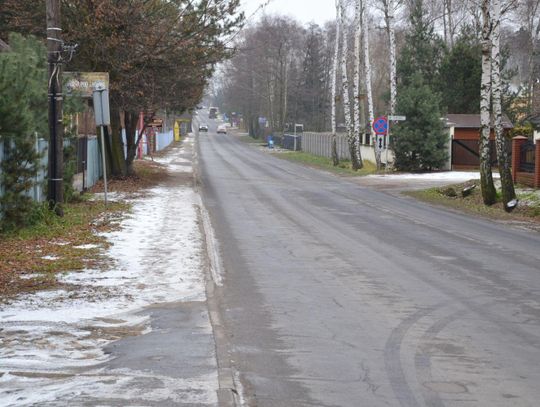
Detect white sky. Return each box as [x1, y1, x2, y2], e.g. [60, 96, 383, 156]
[240, 0, 336, 26]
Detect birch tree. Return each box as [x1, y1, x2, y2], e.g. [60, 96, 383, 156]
[331, 0, 341, 166]
[491, 0, 516, 209]
[353, 0, 364, 169]
[520, 0, 540, 112]
[341, 0, 362, 170]
[382, 0, 397, 116]
[361, 0, 379, 168]
[479, 0, 497, 205]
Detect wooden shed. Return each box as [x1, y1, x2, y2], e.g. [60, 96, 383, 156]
[446, 114, 513, 170]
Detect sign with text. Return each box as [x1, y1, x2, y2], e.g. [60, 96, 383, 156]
[65, 72, 109, 97]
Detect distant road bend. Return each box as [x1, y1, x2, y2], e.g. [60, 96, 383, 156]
[198, 120, 540, 407]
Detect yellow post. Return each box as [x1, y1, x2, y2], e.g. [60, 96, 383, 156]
[174, 121, 181, 141]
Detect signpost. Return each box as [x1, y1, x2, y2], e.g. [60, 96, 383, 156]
[373, 116, 388, 165]
[93, 85, 111, 205]
[385, 115, 406, 169]
[373, 115, 406, 169]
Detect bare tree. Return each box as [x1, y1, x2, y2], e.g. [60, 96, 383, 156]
[362, 0, 379, 168]
[341, 0, 363, 170]
[492, 0, 516, 209]
[353, 0, 364, 169]
[331, 0, 341, 166]
[480, 0, 497, 205]
[519, 0, 540, 112]
[381, 0, 398, 116]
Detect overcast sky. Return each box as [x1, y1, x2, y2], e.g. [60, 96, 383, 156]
[240, 0, 336, 26]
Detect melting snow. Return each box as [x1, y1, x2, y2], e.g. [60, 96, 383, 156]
[0, 134, 217, 405]
[72, 243, 100, 250]
[366, 171, 500, 182]
[41, 255, 59, 261]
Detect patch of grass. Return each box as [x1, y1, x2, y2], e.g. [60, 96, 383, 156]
[238, 135, 265, 145]
[0, 199, 130, 301]
[274, 151, 377, 176]
[1, 145, 182, 301]
[90, 159, 170, 195]
[407, 181, 540, 226]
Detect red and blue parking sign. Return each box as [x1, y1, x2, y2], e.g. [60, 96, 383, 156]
[373, 116, 388, 135]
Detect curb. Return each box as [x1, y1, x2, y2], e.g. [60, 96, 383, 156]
[192, 130, 240, 407]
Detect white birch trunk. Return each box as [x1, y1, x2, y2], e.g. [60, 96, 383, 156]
[491, 0, 515, 209]
[283, 54, 289, 132]
[447, 0, 454, 49]
[384, 0, 397, 116]
[526, 0, 540, 112]
[340, 0, 361, 170]
[331, 0, 341, 165]
[361, 0, 379, 168]
[353, 0, 363, 168]
[479, 0, 496, 205]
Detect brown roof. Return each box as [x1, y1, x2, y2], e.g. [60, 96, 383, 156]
[0, 39, 9, 52]
[446, 114, 513, 129]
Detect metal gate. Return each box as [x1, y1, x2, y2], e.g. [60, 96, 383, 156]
[452, 139, 501, 168]
[519, 141, 535, 172]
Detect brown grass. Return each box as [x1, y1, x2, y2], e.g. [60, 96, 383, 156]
[1, 158, 171, 301]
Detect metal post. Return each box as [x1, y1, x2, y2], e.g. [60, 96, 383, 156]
[46, 0, 64, 215]
[386, 115, 390, 172]
[34, 132, 40, 202]
[100, 126, 108, 205]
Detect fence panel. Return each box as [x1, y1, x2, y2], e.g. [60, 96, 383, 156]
[301, 132, 393, 164]
[33, 138, 48, 202]
[1, 136, 104, 203]
[156, 130, 174, 151]
[86, 136, 102, 189]
[0, 138, 48, 203]
[282, 134, 302, 151]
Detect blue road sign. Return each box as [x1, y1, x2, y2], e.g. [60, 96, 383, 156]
[373, 116, 388, 134]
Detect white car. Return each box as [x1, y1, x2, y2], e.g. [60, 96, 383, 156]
[217, 125, 227, 134]
[198, 124, 208, 132]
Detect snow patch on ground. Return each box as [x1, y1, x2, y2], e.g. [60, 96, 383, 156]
[366, 171, 500, 182]
[73, 243, 100, 250]
[0, 370, 218, 406]
[90, 190, 127, 202]
[0, 134, 216, 405]
[41, 255, 59, 261]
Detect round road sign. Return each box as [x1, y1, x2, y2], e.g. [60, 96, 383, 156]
[373, 116, 388, 134]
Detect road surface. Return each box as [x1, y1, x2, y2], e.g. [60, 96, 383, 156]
[198, 119, 540, 407]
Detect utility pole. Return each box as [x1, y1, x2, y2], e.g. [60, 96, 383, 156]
[46, 0, 64, 215]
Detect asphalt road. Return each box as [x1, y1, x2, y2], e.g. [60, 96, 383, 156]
[197, 120, 540, 407]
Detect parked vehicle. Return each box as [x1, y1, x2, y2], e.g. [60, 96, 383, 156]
[199, 124, 208, 132]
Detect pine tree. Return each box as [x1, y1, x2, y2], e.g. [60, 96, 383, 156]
[397, 0, 445, 90]
[437, 32, 482, 114]
[0, 34, 46, 231]
[393, 74, 448, 171]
